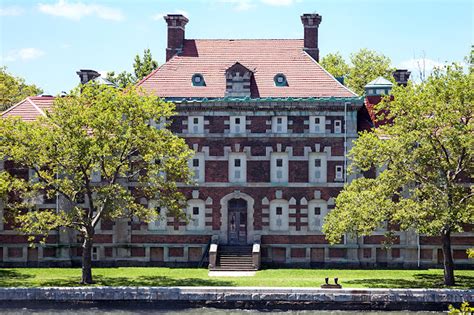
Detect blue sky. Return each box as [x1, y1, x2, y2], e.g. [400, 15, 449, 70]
[1, 0, 472, 94]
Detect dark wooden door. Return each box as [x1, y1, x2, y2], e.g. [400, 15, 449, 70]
[228, 198, 247, 245]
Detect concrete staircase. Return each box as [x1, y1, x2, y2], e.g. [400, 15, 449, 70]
[210, 245, 256, 271]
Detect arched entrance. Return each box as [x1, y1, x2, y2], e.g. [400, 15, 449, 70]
[228, 198, 247, 245]
[219, 191, 255, 244]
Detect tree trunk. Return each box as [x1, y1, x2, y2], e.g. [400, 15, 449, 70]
[81, 235, 94, 284]
[441, 228, 455, 286]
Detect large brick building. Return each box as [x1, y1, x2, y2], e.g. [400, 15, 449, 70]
[1, 13, 472, 268]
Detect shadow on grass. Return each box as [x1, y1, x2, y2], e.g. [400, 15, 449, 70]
[0, 269, 33, 287]
[28, 275, 235, 287]
[344, 273, 474, 289]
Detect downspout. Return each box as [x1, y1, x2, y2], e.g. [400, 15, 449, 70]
[417, 233, 421, 268]
[344, 102, 348, 183]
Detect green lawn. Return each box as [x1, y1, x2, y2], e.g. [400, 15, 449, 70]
[0, 267, 473, 289]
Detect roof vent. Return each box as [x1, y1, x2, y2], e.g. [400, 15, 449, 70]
[192, 74, 205, 86]
[274, 74, 288, 86]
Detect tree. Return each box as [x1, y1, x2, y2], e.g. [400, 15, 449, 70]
[320, 52, 350, 79]
[0, 83, 193, 284]
[0, 67, 43, 111]
[107, 49, 159, 88]
[320, 49, 394, 95]
[346, 49, 394, 95]
[323, 63, 473, 286]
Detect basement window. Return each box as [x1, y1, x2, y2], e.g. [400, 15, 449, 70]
[192, 74, 205, 86]
[274, 73, 288, 86]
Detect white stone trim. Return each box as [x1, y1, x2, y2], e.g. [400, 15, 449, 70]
[219, 191, 255, 244]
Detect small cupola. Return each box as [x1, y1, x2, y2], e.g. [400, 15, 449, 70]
[225, 62, 253, 98]
[364, 77, 393, 96]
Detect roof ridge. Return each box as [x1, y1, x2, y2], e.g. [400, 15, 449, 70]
[26, 97, 47, 117]
[186, 38, 303, 41]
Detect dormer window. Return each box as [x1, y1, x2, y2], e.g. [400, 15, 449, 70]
[225, 62, 253, 97]
[274, 74, 287, 86]
[192, 74, 205, 86]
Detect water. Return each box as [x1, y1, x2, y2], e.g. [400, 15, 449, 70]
[0, 306, 444, 315]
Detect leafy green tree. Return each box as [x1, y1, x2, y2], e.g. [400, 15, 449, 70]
[0, 83, 192, 284]
[320, 52, 350, 79]
[321, 49, 394, 95]
[0, 67, 43, 111]
[346, 49, 394, 95]
[107, 49, 159, 88]
[323, 63, 473, 286]
[133, 48, 159, 81]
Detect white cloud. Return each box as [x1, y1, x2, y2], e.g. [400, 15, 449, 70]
[0, 5, 24, 16]
[152, 9, 189, 21]
[3, 48, 45, 62]
[398, 58, 445, 83]
[38, 0, 124, 21]
[260, 0, 295, 6]
[219, 0, 256, 11]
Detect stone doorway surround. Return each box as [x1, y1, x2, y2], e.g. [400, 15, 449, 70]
[219, 191, 255, 244]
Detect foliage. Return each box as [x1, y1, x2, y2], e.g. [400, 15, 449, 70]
[320, 52, 350, 79]
[448, 302, 474, 315]
[0, 67, 43, 112]
[323, 63, 474, 285]
[0, 267, 472, 289]
[320, 49, 394, 95]
[106, 49, 158, 88]
[0, 83, 193, 283]
[468, 248, 474, 259]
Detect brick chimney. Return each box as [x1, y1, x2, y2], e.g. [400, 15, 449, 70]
[164, 14, 189, 62]
[301, 13, 322, 62]
[76, 69, 100, 84]
[392, 69, 411, 86]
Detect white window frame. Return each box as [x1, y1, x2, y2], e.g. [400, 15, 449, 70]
[189, 153, 205, 183]
[229, 153, 246, 183]
[91, 169, 101, 183]
[271, 153, 288, 183]
[188, 116, 204, 134]
[309, 115, 325, 133]
[92, 247, 99, 261]
[308, 200, 327, 231]
[334, 120, 342, 134]
[309, 153, 327, 183]
[272, 116, 287, 133]
[335, 165, 344, 181]
[230, 115, 246, 134]
[186, 200, 205, 231]
[269, 200, 289, 231]
[148, 200, 167, 231]
[150, 117, 166, 130]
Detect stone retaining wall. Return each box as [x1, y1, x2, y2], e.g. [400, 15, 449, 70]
[0, 287, 472, 310]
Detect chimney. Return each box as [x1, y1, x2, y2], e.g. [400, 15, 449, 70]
[76, 69, 100, 84]
[164, 14, 189, 62]
[301, 13, 322, 62]
[392, 69, 411, 86]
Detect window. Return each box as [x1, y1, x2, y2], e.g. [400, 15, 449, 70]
[334, 120, 342, 133]
[309, 115, 325, 133]
[189, 153, 205, 183]
[335, 165, 344, 181]
[308, 201, 327, 231]
[272, 116, 287, 133]
[92, 247, 99, 260]
[271, 153, 288, 183]
[274, 73, 288, 86]
[187, 200, 205, 231]
[148, 200, 167, 231]
[192, 74, 205, 86]
[230, 116, 246, 134]
[188, 116, 204, 134]
[229, 153, 246, 183]
[270, 201, 289, 231]
[91, 169, 101, 182]
[309, 153, 327, 183]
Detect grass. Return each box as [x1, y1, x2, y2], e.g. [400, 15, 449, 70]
[0, 267, 473, 289]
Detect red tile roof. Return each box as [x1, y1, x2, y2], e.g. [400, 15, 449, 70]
[1, 96, 55, 121]
[137, 39, 357, 98]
